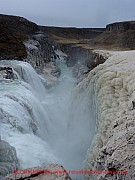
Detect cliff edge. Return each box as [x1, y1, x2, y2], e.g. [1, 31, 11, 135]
[74, 50, 135, 180]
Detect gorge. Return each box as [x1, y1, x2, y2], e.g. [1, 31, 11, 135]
[0, 14, 135, 180]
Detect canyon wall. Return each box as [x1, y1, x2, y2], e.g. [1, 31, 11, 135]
[74, 50, 135, 180]
[0, 14, 59, 75]
[92, 21, 135, 50]
[40, 25, 105, 68]
[106, 21, 135, 31]
[58, 44, 92, 67]
[40, 26, 105, 40]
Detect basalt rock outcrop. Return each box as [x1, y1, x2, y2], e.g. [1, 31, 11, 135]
[59, 44, 93, 67]
[23, 31, 60, 75]
[90, 21, 135, 50]
[106, 21, 135, 31]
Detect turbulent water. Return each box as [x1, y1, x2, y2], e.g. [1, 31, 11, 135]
[0, 58, 95, 179]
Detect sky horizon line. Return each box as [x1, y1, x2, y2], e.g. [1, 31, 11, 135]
[1, 12, 135, 29]
[1, 0, 134, 28]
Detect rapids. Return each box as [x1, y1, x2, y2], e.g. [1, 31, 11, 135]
[0, 58, 95, 179]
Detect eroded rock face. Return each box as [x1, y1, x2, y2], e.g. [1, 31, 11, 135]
[73, 62, 89, 79]
[106, 21, 135, 31]
[24, 32, 57, 73]
[59, 45, 93, 67]
[40, 62, 61, 89]
[0, 14, 60, 77]
[5, 164, 72, 180]
[74, 50, 135, 180]
[72, 51, 108, 84]
[0, 138, 19, 179]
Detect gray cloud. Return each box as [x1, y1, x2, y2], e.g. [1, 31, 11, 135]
[0, 0, 135, 27]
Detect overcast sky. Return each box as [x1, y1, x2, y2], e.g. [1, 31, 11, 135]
[0, 0, 135, 28]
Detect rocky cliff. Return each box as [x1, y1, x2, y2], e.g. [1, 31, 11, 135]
[40, 25, 105, 68]
[89, 21, 135, 50]
[39, 24, 106, 84]
[50, 21, 135, 51]
[0, 14, 60, 78]
[58, 44, 92, 67]
[74, 50, 135, 180]
[106, 21, 135, 31]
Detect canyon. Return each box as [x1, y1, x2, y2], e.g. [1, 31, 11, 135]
[0, 14, 135, 180]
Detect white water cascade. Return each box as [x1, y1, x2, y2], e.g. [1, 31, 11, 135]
[0, 58, 96, 179]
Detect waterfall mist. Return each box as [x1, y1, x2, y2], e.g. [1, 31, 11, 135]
[0, 57, 96, 179]
[42, 58, 96, 179]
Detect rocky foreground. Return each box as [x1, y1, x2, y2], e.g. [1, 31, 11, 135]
[0, 138, 19, 179]
[5, 164, 71, 180]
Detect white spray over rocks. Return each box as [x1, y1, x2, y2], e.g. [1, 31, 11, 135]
[1, 49, 135, 180]
[0, 60, 59, 170]
[0, 56, 90, 180]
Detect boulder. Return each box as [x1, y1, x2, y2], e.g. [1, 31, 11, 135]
[0, 138, 19, 178]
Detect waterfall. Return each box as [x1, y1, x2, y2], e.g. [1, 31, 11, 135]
[0, 60, 46, 100]
[0, 60, 60, 169]
[0, 57, 96, 179]
[39, 58, 96, 179]
[63, 75, 97, 173]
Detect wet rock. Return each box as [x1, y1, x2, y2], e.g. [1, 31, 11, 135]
[39, 62, 61, 89]
[73, 62, 89, 79]
[23, 32, 60, 79]
[0, 138, 19, 178]
[0, 66, 15, 80]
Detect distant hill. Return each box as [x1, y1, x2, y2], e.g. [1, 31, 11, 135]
[0, 14, 135, 61]
[88, 21, 135, 50]
[40, 21, 135, 51]
[40, 26, 105, 44]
